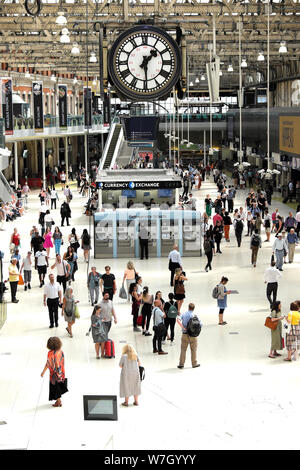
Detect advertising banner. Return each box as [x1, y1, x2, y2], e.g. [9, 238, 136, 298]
[279, 116, 300, 156]
[32, 81, 44, 132]
[1, 78, 13, 135]
[84, 86, 92, 129]
[58, 84, 68, 130]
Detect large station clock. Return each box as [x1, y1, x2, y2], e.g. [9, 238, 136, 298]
[108, 25, 182, 101]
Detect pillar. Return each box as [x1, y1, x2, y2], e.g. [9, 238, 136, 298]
[42, 139, 46, 190]
[84, 133, 88, 172]
[14, 141, 18, 187]
[65, 136, 69, 182]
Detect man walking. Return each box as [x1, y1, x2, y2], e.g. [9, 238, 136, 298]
[264, 261, 282, 307]
[168, 244, 182, 286]
[35, 244, 49, 288]
[177, 303, 201, 369]
[43, 273, 63, 328]
[272, 233, 287, 271]
[51, 254, 71, 293]
[152, 299, 168, 355]
[99, 292, 118, 334]
[287, 228, 299, 263]
[100, 266, 116, 300]
[139, 223, 149, 260]
[234, 215, 244, 247]
[250, 229, 262, 268]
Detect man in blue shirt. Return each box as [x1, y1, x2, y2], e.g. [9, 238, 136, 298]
[287, 228, 298, 263]
[177, 303, 201, 369]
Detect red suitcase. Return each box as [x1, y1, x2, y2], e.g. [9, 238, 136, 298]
[137, 315, 143, 326]
[105, 339, 115, 358]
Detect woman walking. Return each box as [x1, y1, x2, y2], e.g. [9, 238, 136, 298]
[44, 210, 54, 232]
[91, 305, 107, 359]
[130, 283, 142, 332]
[140, 286, 153, 336]
[213, 220, 223, 254]
[63, 246, 76, 283]
[163, 292, 178, 345]
[119, 344, 141, 407]
[223, 211, 232, 242]
[122, 261, 137, 301]
[268, 301, 284, 359]
[43, 226, 53, 258]
[285, 302, 300, 362]
[205, 195, 213, 218]
[173, 268, 187, 313]
[216, 276, 232, 326]
[62, 287, 79, 338]
[68, 228, 80, 253]
[81, 229, 91, 263]
[40, 337, 68, 407]
[10, 227, 21, 253]
[53, 226, 63, 255]
[87, 266, 101, 306]
[204, 231, 215, 272]
[8, 258, 19, 303]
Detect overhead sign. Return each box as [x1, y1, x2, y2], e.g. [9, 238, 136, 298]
[121, 116, 159, 142]
[58, 84, 68, 130]
[32, 81, 44, 132]
[1, 78, 13, 135]
[279, 116, 300, 156]
[96, 180, 182, 190]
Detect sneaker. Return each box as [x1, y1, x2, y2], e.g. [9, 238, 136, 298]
[133, 327, 141, 332]
[193, 364, 200, 368]
[177, 365, 184, 369]
[144, 332, 152, 336]
[28, 284, 31, 289]
[24, 286, 27, 291]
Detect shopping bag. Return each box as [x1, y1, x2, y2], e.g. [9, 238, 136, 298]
[18, 274, 24, 286]
[119, 284, 127, 299]
[74, 304, 80, 319]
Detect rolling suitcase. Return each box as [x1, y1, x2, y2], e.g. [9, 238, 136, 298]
[105, 339, 115, 358]
[137, 315, 143, 326]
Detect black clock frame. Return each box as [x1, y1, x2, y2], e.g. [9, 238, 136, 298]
[108, 25, 182, 101]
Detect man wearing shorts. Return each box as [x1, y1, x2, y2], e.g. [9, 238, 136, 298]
[35, 244, 49, 288]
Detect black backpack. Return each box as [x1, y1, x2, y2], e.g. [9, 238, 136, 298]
[186, 315, 202, 337]
[204, 239, 211, 253]
[251, 234, 260, 247]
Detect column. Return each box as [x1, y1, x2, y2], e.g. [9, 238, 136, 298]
[42, 139, 46, 190]
[203, 130, 206, 168]
[65, 136, 69, 182]
[84, 133, 88, 173]
[14, 142, 18, 187]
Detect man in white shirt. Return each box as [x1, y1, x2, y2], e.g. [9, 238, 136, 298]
[50, 188, 59, 210]
[264, 261, 282, 307]
[152, 299, 167, 355]
[43, 273, 62, 328]
[98, 292, 117, 334]
[51, 254, 70, 293]
[63, 185, 72, 204]
[272, 233, 287, 271]
[168, 245, 183, 286]
[35, 245, 49, 287]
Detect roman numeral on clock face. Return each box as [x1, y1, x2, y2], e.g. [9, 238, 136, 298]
[130, 38, 138, 48]
[118, 60, 128, 66]
[159, 69, 169, 79]
[141, 35, 148, 45]
[160, 48, 169, 55]
[131, 77, 138, 88]
[120, 69, 131, 80]
[162, 60, 172, 66]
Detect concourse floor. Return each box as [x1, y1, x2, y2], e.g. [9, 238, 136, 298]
[0, 178, 300, 450]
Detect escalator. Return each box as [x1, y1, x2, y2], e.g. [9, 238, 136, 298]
[0, 171, 14, 203]
[100, 123, 122, 170]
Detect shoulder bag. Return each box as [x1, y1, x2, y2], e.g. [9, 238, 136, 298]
[153, 308, 166, 337]
[264, 316, 278, 330]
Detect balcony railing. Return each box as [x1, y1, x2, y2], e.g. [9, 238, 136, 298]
[13, 114, 104, 130]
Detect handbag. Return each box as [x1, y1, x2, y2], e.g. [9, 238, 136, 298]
[18, 274, 24, 286]
[119, 284, 127, 299]
[175, 280, 185, 295]
[139, 365, 145, 381]
[264, 316, 278, 330]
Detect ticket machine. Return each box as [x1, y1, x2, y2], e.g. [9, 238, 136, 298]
[160, 211, 179, 257]
[182, 211, 202, 256]
[117, 210, 136, 258]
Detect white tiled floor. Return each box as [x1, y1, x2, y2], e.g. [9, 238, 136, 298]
[1, 178, 300, 450]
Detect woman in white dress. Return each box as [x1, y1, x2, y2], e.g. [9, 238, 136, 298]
[119, 344, 142, 407]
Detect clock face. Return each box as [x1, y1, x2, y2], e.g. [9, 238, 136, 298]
[108, 25, 181, 100]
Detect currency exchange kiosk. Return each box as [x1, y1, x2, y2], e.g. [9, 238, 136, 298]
[94, 212, 115, 259]
[182, 211, 202, 256]
[160, 211, 179, 257]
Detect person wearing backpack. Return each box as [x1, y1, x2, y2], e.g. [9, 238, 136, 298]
[163, 293, 179, 345]
[177, 303, 201, 369]
[204, 230, 215, 272]
[234, 215, 244, 247]
[250, 229, 262, 268]
[216, 276, 232, 325]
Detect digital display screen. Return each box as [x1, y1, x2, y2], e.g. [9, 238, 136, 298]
[83, 395, 118, 421]
[121, 116, 159, 142]
[158, 189, 173, 198]
[121, 189, 136, 198]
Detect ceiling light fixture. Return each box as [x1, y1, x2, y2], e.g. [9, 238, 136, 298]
[189, 81, 194, 87]
[228, 64, 233, 72]
[279, 41, 287, 53]
[56, 11, 67, 25]
[71, 43, 80, 55]
[89, 52, 97, 63]
[201, 74, 205, 81]
[257, 51, 265, 61]
[92, 78, 97, 86]
[25, 69, 31, 78]
[73, 76, 78, 84]
[51, 73, 56, 82]
[219, 70, 223, 76]
[241, 58, 247, 68]
[195, 77, 199, 83]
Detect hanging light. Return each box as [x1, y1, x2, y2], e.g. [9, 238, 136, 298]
[60, 28, 70, 44]
[257, 51, 265, 61]
[56, 11, 67, 25]
[279, 41, 287, 53]
[241, 58, 247, 68]
[73, 76, 78, 84]
[195, 77, 199, 84]
[228, 64, 233, 72]
[89, 52, 97, 63]
[200, 74, 205, 81]
[92, 78, 97, 86]
[219, 70, 223, 76]
[189, 81, 194, 87]
[71, 43, 80, 55]
[51, 73, 56, 82]
[25, 69, 31, 78]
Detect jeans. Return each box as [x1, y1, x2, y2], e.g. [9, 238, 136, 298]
[275, 249, 284, 270]
[89, 286, 99, 305]
[153, 327, 163, 352]
[205, 251, 213, 270]
[54, 239, 62, 255]
[164, 317, 176, 342]
[251, 246, 259, 265]
[51, 199, 56, 210]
